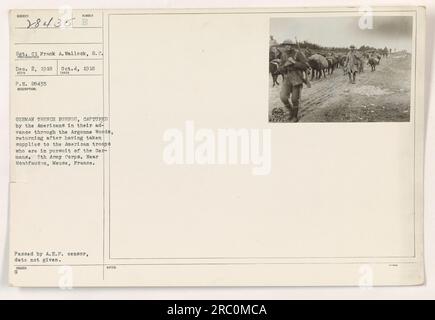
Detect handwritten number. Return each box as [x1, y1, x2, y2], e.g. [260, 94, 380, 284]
[42, 17, 53, 28]
[25, 17, 75, 29]
[26, 18, 40, 29]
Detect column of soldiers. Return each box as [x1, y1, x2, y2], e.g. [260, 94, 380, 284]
[274, 43, 374, 122]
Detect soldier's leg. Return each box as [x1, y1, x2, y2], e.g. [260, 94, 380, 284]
[272, 74, 278, 87]
[279, 77, 292, 118]
[290, 84, 302, 122]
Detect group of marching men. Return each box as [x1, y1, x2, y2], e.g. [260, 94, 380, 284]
[269, 38, 389, 122]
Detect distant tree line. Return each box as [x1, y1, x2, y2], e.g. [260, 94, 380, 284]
[280, 39, 387, 53]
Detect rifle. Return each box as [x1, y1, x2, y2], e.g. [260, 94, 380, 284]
[295, 37, 301, 51]
[294, 37, 308, 59]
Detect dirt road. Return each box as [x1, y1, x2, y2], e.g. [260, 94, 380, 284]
[269, 52, 412, 122]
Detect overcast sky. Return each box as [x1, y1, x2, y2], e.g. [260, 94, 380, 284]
[270, 16, 413, 52]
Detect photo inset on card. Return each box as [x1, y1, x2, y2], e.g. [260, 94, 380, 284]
[269, 16, 413, 123]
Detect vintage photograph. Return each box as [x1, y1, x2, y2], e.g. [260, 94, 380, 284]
[269, 16, 413, 122]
